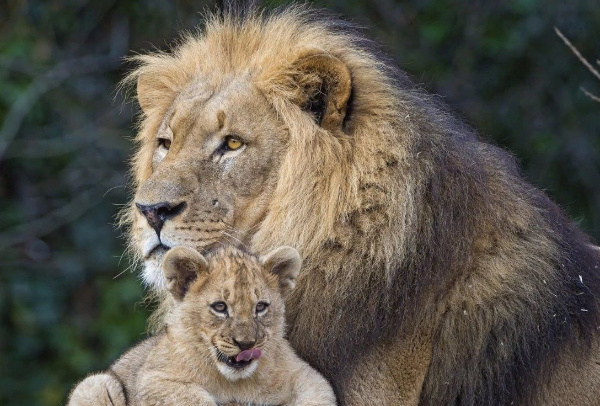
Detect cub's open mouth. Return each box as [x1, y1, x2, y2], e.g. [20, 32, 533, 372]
[216, 348, 261, 369]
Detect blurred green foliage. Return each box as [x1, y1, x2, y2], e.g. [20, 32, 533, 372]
[0, 0, 598, 405]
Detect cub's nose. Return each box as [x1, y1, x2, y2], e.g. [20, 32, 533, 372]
[135, 201, 186, 235]
[232, 338, 256, 351]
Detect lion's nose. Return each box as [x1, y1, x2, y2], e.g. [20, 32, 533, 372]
[232, 338, 256, 351]
[135, 201, 186, 235]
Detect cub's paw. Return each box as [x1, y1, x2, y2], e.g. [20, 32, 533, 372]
[68, 373, 126, 406]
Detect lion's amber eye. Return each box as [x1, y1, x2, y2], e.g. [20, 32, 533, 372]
[225, 136, 243, 151]
[255, 302, 269, 314]
[158, 138, 171, 150]
[211, 301, 228, 314]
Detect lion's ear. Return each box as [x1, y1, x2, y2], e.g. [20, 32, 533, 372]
[261, 246, 302, 296]
[161, 246, 209, 301]
[290, 52, 352, 133]
[136, 72, 176, 115]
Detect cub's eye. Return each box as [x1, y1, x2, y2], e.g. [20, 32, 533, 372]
[255, 302, 269, 314]
[211, 301, 228, 314]
[224, 136, 243, 151]
[158, 138, 171, 150]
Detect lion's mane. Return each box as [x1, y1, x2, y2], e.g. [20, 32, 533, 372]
[124, 6, 600, 405]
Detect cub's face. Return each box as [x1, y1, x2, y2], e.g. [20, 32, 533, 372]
[161, 245, 301, 381]
[133, 79, 289, 290]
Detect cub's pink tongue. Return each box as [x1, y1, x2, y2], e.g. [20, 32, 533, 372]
[235, 348, 262, 362]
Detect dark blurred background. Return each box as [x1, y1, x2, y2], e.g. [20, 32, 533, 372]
[0, 0, 598, 404]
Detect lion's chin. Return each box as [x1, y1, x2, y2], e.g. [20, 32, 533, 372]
[141, 245, 169, 290]
[141, 241, 224, 291]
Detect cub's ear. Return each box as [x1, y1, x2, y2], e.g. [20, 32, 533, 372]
[289, 52, 352, 133]
[161, 246, 209, 301]
[261, 246, 302, 296]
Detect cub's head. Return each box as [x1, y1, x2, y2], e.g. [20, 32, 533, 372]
[161, 245, 301, 381]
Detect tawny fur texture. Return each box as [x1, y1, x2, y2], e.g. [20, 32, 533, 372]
[68, 245, 336, 406]
[118, 5, 600, 406]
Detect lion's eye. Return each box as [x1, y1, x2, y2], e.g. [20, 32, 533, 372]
[211, 301, 228, 314]
[255, 302, 269, 314]
[224, 136, 243, 151]
[158, 138, 171, 150]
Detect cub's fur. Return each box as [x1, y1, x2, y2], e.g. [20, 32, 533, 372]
[121, 5, 600, 406]
[68, 245, 336, 406]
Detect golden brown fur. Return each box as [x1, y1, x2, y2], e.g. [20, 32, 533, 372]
[118, 5, 600, 406]
[68, 245, 336, 406]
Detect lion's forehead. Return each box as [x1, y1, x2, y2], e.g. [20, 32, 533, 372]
[177, 79, 214, 104]
[169, 78, 273, 140]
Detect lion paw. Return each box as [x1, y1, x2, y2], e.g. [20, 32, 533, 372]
[68, 373, 126, 406]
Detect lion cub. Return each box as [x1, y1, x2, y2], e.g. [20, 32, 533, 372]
[68, 245, 336, 406]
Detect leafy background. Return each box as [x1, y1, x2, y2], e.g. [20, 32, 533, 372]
[0, 0, 598, 404]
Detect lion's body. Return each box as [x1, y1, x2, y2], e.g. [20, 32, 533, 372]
[120, 6, 600, 406]
[69, 245, 336, 406]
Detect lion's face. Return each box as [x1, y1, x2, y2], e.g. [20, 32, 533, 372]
[161, 245, 301, 381]
[128, 16, 353, 292]
[133, 79, 289, 289]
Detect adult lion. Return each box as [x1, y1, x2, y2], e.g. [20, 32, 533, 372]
[123, 6, 600, 406]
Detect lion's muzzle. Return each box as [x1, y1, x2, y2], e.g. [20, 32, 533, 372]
[136, 201, 186, 235]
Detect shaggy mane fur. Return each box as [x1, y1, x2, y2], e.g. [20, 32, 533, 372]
[123, 5, 600, 405]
